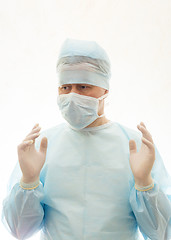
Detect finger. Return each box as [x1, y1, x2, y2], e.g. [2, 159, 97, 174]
[32, 123, 39, 130]
[39, 137, 48, 154]
[23, 140, 34, 145]
[129, 139, 137, 154]
[26, 126, 41, 137]
[24, 132, 40, 141]
[141, 137, 154, 151]
[138, 122, 151, 137]
[140, 122, 146, 129]
[137, 125, 154, 143]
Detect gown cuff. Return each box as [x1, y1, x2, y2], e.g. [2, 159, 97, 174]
[20, 178, 40, 190]
[134, 179, 154, 191]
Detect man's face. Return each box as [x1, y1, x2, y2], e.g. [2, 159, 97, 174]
[58, 84, 108, 98]
[58, 84, 108, 116]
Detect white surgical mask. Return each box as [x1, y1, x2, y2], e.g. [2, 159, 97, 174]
[57, 92, 108, 130]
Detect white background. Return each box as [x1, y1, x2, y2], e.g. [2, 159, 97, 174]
[0, 0, 171, 239]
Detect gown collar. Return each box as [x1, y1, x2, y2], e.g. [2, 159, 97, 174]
[68, 120, 114, 132]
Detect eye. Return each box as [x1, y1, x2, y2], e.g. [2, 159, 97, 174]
[81, 85, 88, 89]
[61, 85, 70, 90]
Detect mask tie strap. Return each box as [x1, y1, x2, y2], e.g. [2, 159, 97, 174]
[98, 113, 105, 118]
[98, 93, 108, 101]
[97, 93, 108, 118]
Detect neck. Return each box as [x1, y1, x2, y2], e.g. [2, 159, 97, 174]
[85, 116, 110, 128]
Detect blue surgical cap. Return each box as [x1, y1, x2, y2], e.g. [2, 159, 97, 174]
[56, 38, 111, 90]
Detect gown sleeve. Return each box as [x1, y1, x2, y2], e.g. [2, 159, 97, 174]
[1, 134, 46, 240]
[129, 142, 171, 239]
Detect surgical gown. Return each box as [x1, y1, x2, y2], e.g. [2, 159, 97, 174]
[2, 121, 171, 240]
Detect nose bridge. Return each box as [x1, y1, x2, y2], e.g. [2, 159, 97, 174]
[70, 85, 79, 94]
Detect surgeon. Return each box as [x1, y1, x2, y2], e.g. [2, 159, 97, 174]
[2, 38, 171, 240]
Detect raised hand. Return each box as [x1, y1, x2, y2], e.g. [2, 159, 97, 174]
[17, 123, 48, 183]
[129, 122, 155, 186]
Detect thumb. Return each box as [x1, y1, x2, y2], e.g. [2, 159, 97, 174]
[39, 137, 48, 154]
[129, 139, 137, 154]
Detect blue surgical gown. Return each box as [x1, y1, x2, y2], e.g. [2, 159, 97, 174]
[2, 121, 171, 239]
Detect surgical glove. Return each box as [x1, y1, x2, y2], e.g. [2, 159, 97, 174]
[17, 123, 48, 183]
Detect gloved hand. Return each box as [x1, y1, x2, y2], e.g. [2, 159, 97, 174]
[17, 123, 48, 183]
[129, 122, 155, 186]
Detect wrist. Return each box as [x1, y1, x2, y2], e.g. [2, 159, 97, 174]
[21, 175, 40, 184]
[134, 175, 153, 187]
